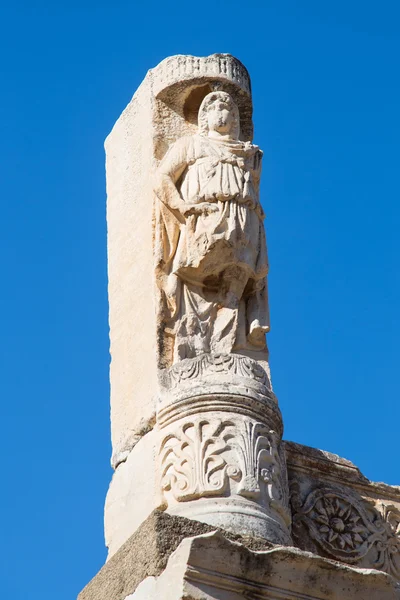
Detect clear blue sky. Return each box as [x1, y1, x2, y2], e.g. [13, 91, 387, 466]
[1, 1, 399, 598]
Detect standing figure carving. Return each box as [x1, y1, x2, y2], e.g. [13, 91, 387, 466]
[154, 91, 270, 363]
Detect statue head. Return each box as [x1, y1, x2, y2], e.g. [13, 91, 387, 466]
[198, 91, 240, 140]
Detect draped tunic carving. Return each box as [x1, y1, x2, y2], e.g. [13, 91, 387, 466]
[154, 128, 270, 363]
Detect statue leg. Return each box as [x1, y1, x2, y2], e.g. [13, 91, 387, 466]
[173, 281, 217, 361]
[246, 278, 270, 348]
[210, 267, 249, 355]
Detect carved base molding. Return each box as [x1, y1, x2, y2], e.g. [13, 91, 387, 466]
[159, 352, 275, 409]
[156, 353, 291, 545]
[165, 352, 272, 389]
[166, 495, 291, 546]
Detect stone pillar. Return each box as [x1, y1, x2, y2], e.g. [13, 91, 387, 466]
[104, 53, 291, 557]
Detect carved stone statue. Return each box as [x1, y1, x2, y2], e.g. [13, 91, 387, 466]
[154, 91, 270, 363]
[105, 56, 292, 552]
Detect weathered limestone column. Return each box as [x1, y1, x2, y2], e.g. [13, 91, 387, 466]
[104, 54, 291, 557]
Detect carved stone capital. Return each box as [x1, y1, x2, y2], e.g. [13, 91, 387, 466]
[156, 355, 291, 545]
[157, 413, 291, 545]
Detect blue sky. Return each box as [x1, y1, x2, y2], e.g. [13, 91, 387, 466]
[1, 1, 399, 598]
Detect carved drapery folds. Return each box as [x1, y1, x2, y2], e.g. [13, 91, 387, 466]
[291, 484, 400, 580]
[154, 91, 270, 366]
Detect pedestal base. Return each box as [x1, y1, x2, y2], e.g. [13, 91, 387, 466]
[157, 353, 292, 546]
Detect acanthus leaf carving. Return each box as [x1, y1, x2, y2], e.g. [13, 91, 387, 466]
[373, 503, 400, 580]
[160, 419, 241, 500]
[159, 416, 290, 525]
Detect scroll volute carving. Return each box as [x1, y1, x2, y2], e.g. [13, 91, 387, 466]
[154, 90, 270, 367]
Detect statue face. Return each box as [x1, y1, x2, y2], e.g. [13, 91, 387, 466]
[207, 100, 236, 135]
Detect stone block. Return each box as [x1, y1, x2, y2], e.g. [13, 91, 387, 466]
[131, 531, 400, 599]
[78, 510, 273, 600]
[79, 512, 400, 600]
[105, 429, 157, 557]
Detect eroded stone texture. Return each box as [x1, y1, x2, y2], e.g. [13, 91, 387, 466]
[130, 531, 400, 600]
[79, 510, 273, 600]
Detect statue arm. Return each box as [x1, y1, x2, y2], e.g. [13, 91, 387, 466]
[154, 137, 191, 222]
[252, 147, 263, 188]
[247, 146, 265, 219]
[155, 136, 218, 219]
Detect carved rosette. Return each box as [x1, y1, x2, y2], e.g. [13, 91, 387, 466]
[156, 354, 292, 545]
[291, 484, 400, 580]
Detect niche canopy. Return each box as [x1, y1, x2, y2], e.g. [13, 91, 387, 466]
[152, 54, 254, 143]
